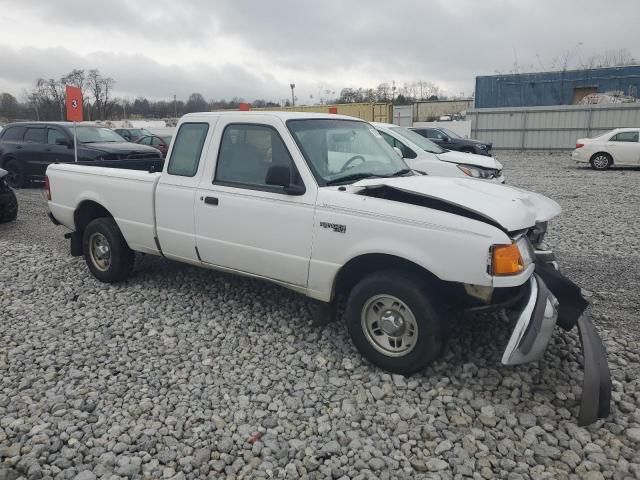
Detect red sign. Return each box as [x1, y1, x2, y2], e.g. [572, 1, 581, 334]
[328, 107, 338, 114]
[65, 85, 83, 122]
[239, 102, 251, 111]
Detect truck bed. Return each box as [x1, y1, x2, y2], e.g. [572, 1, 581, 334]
[47, 163, 162, 255]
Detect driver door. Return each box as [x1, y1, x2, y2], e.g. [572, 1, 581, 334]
[194, 116, 317, 287]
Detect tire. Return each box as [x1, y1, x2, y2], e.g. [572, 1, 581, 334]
[0, 189, 18, 223]
[590, 152, 612, 170]
[82, 217, 135, 283]
[345, 270, 445, 375]
[3, 159, 26, 188]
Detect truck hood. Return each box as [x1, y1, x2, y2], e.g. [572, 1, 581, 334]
[436, 150, 503, 170]
[350, 176, 561, 231]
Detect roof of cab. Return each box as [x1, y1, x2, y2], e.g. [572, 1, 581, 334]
[181, 111, 365, 122]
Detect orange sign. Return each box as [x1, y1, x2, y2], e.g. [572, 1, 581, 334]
[65, 85, 83, 122]
[328, 107, 338, 114]
[239, 102, 251, 111]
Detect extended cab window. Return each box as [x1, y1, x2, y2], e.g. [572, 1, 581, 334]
[24, 127, 46, 143]
[215, 124, 302, 189]
[610, 131, 639, 142]
[167, 123, 209, 177]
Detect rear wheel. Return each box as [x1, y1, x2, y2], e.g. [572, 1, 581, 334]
[345, 270, 445, 375]
[590, 152, 612, 170]
[82, 218, 135, 283]
[3, 159, 26, 188]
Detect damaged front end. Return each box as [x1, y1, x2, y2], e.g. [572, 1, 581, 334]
[490, 250, 611, 426]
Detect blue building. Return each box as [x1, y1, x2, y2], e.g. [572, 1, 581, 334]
[475, 65, 640, 108]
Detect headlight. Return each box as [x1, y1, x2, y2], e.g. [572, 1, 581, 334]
[457, 164, 496, 179]
[515, 236, 535, 266]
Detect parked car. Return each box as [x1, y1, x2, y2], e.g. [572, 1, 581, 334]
[0, 167, 17, 223]
[135, 134, 171, 157]
[572, 128, 640, 170]
[410, 126, 493, 156]
[46, 112, 610, 425]
[114, 128, 152, 142]
[0, 122, 163, 187]
[373, 122, 504, 182]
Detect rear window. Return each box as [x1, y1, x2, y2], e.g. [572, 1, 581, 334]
[1, 126, 26, 141]
[24, 127, 46, 143]
[167, 123, 209, 177]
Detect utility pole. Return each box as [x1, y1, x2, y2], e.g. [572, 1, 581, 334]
[173, 94, 177, 118]
[290, 83, 296, 106]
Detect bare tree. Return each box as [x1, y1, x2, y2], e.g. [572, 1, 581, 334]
[86, 69, 116, 120]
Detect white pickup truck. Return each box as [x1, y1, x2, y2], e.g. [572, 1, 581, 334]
[46, 112, 610, 425]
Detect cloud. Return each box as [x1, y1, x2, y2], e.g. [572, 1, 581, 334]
[0, 0, 639, 102]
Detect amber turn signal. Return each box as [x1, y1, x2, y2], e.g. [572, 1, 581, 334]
[491, 243, 524, 276]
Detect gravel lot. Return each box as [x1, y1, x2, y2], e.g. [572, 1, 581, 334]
[1, 153, 639, 480]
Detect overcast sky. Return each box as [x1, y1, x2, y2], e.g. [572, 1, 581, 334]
[0, 0, 638, 104]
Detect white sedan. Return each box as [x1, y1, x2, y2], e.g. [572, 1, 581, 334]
[572, 128, 640, 170]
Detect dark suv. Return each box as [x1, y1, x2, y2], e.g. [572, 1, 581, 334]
[410, 126, 493, 156]
[0, 122, 163, 187]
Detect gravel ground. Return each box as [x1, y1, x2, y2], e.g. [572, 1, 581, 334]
[0, 153, 639, 480]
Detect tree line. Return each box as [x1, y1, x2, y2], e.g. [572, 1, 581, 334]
[0, 67, 450, 123]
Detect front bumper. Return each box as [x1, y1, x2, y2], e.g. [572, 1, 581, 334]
[500, 254, 611, 426]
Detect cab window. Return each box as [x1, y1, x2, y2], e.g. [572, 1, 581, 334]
[215, 123, 302, 190]
[166, 123, 209, 177]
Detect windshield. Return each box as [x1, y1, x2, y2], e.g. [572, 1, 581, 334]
[440, 127, 462, 139]
[390, 126, 446, 154]
[288, 119, 409, 185]
[76, 127, 126, 143]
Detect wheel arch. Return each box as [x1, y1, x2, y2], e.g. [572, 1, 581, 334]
[74, 200, 115, 234]
[333, 253, 446, 300]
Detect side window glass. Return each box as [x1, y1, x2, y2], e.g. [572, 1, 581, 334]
[379, 131, 395, 148]
[151, 137, 162, 146]
[612, 131, 639, 142]
[2, 127, 26, 141]
[167, 123, 209, 177]
[215, 124, 301, 189]
[24, 127, 45, 143]
[47, 128, 67, 145]
[397, 140, 416, 159]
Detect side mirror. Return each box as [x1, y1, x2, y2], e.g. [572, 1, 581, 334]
[392, 146, 403, 158]
[265, 165, 305, 195]
[56, 138, 71, 147]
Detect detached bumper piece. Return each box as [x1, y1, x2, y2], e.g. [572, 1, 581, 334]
[502, 258, 611, 426]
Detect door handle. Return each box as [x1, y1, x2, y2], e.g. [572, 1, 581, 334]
[204, 196, 219, 206]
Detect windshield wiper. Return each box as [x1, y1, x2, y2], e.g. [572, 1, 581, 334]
[326, 173, 385, 186]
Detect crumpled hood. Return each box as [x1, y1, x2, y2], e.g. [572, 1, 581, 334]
[437, 150, 503, 170]
[350, 176, 561, 231]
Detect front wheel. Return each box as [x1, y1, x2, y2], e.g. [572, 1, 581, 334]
[82, 218, 135, 283]
[345, 270, 445, 375]
[590, 153, 612, 170]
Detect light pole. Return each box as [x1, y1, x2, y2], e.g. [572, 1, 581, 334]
[290, 83, 295, 106]
[173, 94, 177, 118]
